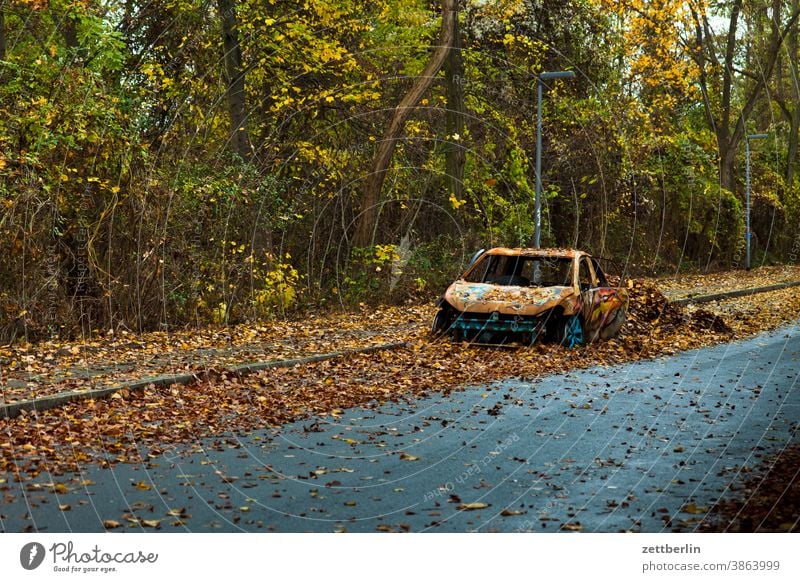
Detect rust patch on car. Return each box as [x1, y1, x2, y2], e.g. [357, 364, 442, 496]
[481, 247, 583, 259]
[445, 282, 580, 317]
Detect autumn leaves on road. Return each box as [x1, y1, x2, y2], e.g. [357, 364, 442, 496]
[3, 267, 800, 486]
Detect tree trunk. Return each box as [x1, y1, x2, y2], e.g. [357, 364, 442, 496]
[713, 0, 742, 194]
[62, 10, 88, 64]
[218, 0, 250, 160]
[692, 0, 799, 193]
[354, 0, 456, 247]
[0, 2, 6, 62]
[719, 141, 737, 194]
[788, 107, 800, 186]
[445, 0, 465, 205]
[787, 0, 800, 186]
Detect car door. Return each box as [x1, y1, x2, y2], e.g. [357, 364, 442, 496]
[581, 257, 627, 342]
[578, 257, 598, 327]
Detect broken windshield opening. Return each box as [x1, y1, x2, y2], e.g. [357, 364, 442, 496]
[464, 255, 573, 287]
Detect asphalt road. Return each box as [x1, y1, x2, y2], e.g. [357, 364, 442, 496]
[2, 322, 799, 533]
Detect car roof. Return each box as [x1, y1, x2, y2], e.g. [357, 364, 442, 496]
[482, 247, 588, 259]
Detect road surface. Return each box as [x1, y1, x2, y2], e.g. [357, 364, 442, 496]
[2, 322, 799, 532]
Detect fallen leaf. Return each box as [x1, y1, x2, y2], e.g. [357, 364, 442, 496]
[458, 503, 489, 511]
[122, 513, 140, 524]
[681, 503, 708, 514]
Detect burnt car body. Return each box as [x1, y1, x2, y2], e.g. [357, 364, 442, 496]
[431, 247, 628, 347]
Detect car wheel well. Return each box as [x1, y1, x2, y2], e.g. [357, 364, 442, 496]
[430, 302, 456, 339]
[557, 314, 584, 348]
[542, 308, 585, 346]
[542, 307, 565, 340]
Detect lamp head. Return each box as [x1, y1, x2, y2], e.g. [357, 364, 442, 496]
[540, 70, 575, 80]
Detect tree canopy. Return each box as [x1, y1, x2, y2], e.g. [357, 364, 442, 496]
[1, 0, 799, 341]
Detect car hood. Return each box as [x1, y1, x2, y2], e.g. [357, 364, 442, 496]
[444, 281, 578, 316]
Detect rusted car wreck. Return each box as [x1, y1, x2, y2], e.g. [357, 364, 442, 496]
[431, 247, 629, 347]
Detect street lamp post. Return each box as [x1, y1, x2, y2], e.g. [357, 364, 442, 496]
[534, 70, 575, 248]
[745, 133, 768, 270]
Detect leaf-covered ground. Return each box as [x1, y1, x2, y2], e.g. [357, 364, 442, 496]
[2, 265, 799, 405]
[698, 445, 800, 532]
[1, 266, 800, 531]
[653, 264, 800, 299]
[0, 310, 420, 404]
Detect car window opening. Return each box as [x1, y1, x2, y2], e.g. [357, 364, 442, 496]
[465, 255, 574, 287]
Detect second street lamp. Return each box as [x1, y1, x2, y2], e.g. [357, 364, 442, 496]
[534, 70, 575, 248]
[745, 133, 768, 271]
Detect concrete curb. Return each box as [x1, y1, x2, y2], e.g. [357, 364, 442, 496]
[0, 341, 408, 420]
[670, 280, 800, 306]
